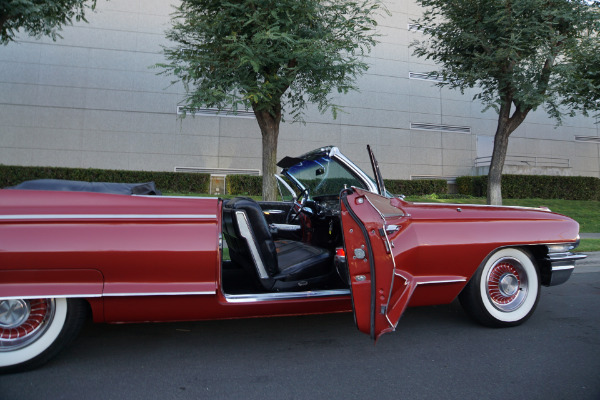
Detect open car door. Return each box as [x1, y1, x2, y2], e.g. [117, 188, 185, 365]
[340, 187, 413, 340]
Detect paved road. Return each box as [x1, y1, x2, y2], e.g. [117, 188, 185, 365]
[1, 264, 599, 400]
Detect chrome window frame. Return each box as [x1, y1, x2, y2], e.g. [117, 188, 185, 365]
[281, 146, 380, 197]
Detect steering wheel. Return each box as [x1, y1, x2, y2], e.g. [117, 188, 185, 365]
[287, 188, 310, 223]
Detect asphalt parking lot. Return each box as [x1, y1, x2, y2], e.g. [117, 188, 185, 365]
[1, 259, 598, 400]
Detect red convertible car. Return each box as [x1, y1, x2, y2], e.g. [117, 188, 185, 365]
[0, 146, 585, 372]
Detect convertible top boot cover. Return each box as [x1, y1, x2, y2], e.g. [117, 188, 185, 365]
[6, 179, 162, 195]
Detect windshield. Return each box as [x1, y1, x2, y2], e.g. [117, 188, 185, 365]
[285, 154, 369, 197]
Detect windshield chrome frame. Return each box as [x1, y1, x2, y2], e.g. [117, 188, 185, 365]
[327, 147, 380, 195]
[281, 146, 381, 197]
[274, 174, 297, 201]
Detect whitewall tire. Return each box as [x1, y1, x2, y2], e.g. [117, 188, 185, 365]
[0, 298, 87, 373]
[459, 248, 541, 327]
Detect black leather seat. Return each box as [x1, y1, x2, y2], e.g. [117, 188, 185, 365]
[222, 197, 332, 291]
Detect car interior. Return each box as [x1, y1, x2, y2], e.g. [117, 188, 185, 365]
[220, 146, 385, 295]
[220, 194, 350, 295]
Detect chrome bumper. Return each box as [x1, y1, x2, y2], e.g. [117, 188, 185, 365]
[544, 252, 587, 286]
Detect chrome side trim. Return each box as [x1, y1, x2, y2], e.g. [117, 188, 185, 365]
[235, 211, 269, 279]
[0, 214, 217, 221]
[223, 289, 351, 303]
[134, 195, 218, 200]
[103, 291, 215, 297]
[0, 291, 216, 301]
[0, 294, 102, 300]
[416, 278, 467, 285]
[410, 202, 553, 212]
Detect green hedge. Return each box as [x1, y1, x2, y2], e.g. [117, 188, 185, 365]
[457, 174, 600, 201]
[227, 175, 262, 196]
[384, 179, 448, 196]
[226, 176, 449, 197]
[456, 176, 487, 197]
[0, 165, 210, 193]
[10, 164, 595, 201]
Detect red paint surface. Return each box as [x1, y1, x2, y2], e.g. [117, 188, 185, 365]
[0, 188, 580, 337]
[341, 188, 580, 338]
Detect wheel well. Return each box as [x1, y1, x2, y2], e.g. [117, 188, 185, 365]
[522, 245, 552, 286]
[496, 245, 551, 286]
[463, 245, 549, 289]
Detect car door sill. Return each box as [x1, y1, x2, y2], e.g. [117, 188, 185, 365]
[223, 289, 351, 303]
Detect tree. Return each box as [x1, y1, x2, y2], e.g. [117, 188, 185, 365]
[411, 0, 600, 205]
[1, 0, 97, 45]
[159, 0, 385, 201]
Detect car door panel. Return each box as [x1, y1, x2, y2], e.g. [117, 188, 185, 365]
[341, 188, 410, 339]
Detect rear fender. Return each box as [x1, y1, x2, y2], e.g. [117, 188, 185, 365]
[0, 269, 104, 300]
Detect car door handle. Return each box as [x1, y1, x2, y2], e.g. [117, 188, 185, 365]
[263, 209, 285, 215]
[385, 225, 400, 233]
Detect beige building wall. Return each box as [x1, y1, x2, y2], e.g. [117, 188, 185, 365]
[1, 0, 598, 181]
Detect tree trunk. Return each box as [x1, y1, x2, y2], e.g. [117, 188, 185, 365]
[487, 100, 529, 205]
[253, 105, 282, 201]
[487, 123, 510, 205]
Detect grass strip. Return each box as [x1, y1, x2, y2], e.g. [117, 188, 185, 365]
[577, 239, 600, 253]
[405, 196, 600, 233]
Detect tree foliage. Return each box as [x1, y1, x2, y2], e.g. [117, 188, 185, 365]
[411, 0, 600, 204]
[158, 0, 385, 200]
[0, 0, 97, 44]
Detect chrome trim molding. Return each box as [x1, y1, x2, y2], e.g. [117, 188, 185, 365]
[417, 278, 467, 286]
[235, 211, 269, 279]
[411, 203, 553, 212]
[544, 251, 586, 286]
[0, 294, 102, 300]
[0, 291, 216, 301]
[0, 214, 217, 221]
[547, 252, 587, 262]
[275, 174, 297, 200]
[328, 147, 380, 194]
[135, 195, 218, 200]
[224, 289, 351, 303]
[103, 291, 215, 297]
[271, 223, 302, 231]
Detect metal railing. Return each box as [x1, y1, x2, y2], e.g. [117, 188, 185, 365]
[474, 155, 570, 168]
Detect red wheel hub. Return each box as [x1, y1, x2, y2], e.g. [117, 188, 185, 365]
[0, 299, 49, 340]
[487, 262, 521, 305]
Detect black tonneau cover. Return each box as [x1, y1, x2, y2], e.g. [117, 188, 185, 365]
[6, 179, 161, 195]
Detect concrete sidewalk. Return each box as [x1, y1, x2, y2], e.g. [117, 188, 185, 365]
[580, 233, 600, 239]
[578, 233, 600, 265]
